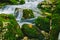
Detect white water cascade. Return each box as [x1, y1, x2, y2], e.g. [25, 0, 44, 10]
[0, 0, 44, 27]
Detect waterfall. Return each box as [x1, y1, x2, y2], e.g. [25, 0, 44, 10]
[0, 0, 44, 27]
[14, 8, 23, 23]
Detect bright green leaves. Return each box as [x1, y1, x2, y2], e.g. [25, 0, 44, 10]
[0, 14, 24, 40]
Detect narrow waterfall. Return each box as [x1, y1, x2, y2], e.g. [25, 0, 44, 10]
[14, 8, 23, 23]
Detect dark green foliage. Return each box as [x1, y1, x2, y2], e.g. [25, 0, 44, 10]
[21, 24, 44, 40]
[0, 0, 25, 5]
[23, 9, 34, 19]
[50, 25, 59, 40]
[35, 17, 50, 32]
[10, 0, 19, 4]
[50, 0, 60, 39]
[19, 0, 25, 5]
[0, 0, 18, 5]
[0, 21, 3, 32]
[50, 13, 60, 40]
[0, 21, 3, 27]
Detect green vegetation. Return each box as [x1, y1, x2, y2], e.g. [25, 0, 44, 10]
[0, 0, 60, 40]
[37, 0, 60, 40]
[21, 24, 45, 40]
[0, 14, 24, 40]
[0, 0, 25, 6]
[10, 0, 19, 4]
[19, 0, 25, 5]
[23, 9, 34, 19]
[50, 14, 60, 40]
[35, 17, 50, 33]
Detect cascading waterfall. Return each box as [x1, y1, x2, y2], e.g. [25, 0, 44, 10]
[0, 0, 44, 27]
[14, 8, 23, 23]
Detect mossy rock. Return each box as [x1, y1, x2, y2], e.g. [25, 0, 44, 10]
[37, 1, 55, 13]
[0, 14, 24, 40]
[23, 9, 34, 19]
[21, 24, 44, 40]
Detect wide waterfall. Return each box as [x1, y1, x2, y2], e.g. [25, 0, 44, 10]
[0, 0, 44, 27]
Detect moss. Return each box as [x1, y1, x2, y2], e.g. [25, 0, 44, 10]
[0, 14, 24, 40]
[23, 9, 34, 19]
